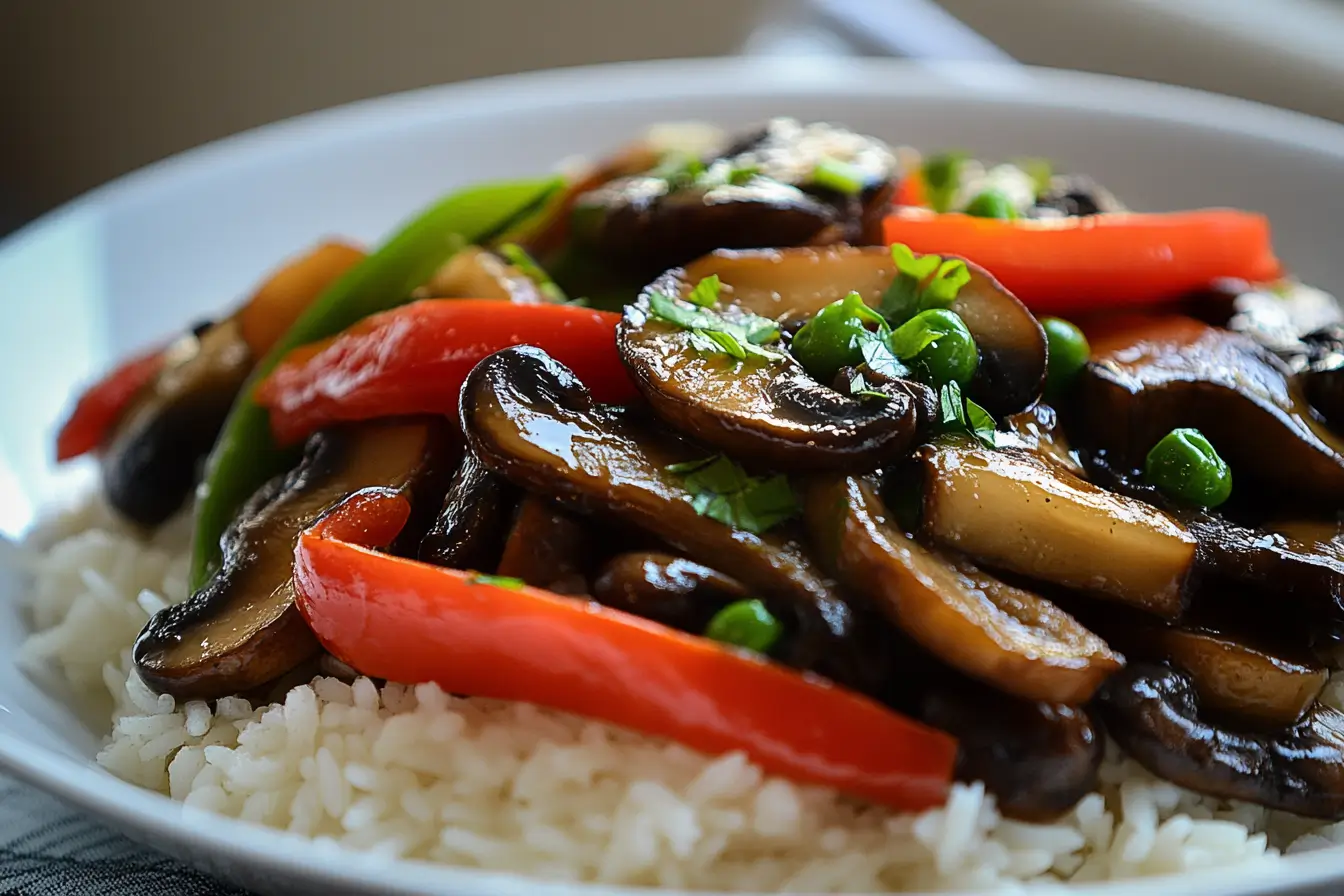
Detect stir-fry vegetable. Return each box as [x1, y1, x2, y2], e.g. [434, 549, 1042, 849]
[703, 598, 783, 653]
[1041, 317, 1090, 398]
[293, 488, 958, 811]
[55, 346, 165, 462]
[190, 177, 563, 588]
[963, 189, 1017, 220]
[882, 208, 1281, 313]
[255, 299, 635, 445]
[1144, 428, 1233, 509]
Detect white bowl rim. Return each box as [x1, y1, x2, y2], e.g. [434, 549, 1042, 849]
[5, 56, 1344, 896]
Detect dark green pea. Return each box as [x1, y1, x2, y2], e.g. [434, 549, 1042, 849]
[898, 309, 978, 386]
[963, 188, 1018, 220]
[1041, 316, 1090, 397]
[704, 599, 783, 653]
[1144, 428, 1232, 508]
[789, 292, 886, 384]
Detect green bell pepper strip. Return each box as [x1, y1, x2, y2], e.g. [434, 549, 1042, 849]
[189, 176, 563, 588]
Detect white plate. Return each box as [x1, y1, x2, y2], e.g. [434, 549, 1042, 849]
[4, 57, 1344, 896]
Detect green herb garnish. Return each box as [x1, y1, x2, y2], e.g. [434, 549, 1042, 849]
[498, 242, 568, 303]
[922, 151, 966, 213]
[667, 455, 800, 534]
[1018, 157, 1054, 197]
[469, 573, 527, 590]
[936, 381, 1001, 449]
[859, 335, 911, 381]
[880, 243, 971, 325]
[845, 370, 890, 402]
[810, 157, 866, 195]
[651, 152, 706, 190]
[648, 277, 783, 363]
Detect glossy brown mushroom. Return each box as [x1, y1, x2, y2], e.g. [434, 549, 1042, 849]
[917, 440, 1198, 618]
[681, 245, 1046, 415]
[1100, 663, 1344, 819]
[618, 271, 929, 472]
[418, 451, 519, 572]
[592, 552, 750, 632]
[495, 496, 597, 595]
[103, 318, 253, 526]
[922, 683, 1103, 822]
[460, 345, 863, 684]
[1001, 402, 1086, 477]
[1126, 628, 1326, 728]
[803, 473, 1121, 704]
[134, 418, 452, 699]
[571, 119, 898, 277]
[1080, 316, 1344, 506]
[421, 246, 543, 303]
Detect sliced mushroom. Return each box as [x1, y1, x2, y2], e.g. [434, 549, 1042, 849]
[134, 418, 452, 699]
[1295, 325, 1344, 426]
[618, 271, 929, 472]
[917, 440, 1197, 618]
[1118, 627, 1327, 728]
[1190, 519, 1344, 633]
[1027, 174, 1123, 218]
[1001, 401, 1086, 477]
[103, 318, 253, 526]
[592, 552, 750, 632]
[1100, 663, 1344, 819]
[803, 474, 1121, 704]
[461, 345, 866, 686]
[496, 495, 596, 595]
[1080, 316, 1344, 506]
[421, 246, 543, 303]
[571, 119, 898, 277]
[681, 245, 1046, 414]
[922, 683, 1103, 822]
[573, 177, 837, 278]
[418, 451, 519, 572]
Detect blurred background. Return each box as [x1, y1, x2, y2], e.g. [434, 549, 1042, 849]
[2, 0, 1343, 237]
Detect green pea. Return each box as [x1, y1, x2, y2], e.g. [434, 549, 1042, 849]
[704, 599, 783, 653]
[1144, 428, 1232, 508]
[963, 188, 1018, 220]
[1041, 317, 1090, 397]
[892, 308, 979, 386]
[789, 292, 887, 383]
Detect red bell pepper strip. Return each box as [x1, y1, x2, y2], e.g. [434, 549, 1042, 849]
[55, 346, 165, 461]
[255, 299, 638, 446]
[882, 207, 1282, 314]
[894, 172, 927, 209]
[294, 489, 958, 812]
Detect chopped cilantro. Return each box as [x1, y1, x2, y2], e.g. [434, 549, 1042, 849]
[1017, 157, 1054, 197]
[922, 151, 966, 213]
[810, 157, 865, 195]
[686, 273, 721, 308]
[648, 277, 783, 363]
[468, 573, 526, 590]
[497, 242, 568, 303]
[936, 381, 1002, 449]
[881, 244, 971, 324]
[667, 455, 800, 534]
[859, 335, 912, 381]
[651, 152, 706, 190]
[845, 370, 890, 402]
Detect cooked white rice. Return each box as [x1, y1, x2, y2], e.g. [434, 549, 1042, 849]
[17, 491, 1344, 891]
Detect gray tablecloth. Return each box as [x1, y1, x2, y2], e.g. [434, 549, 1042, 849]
[0, 775, 244, 896]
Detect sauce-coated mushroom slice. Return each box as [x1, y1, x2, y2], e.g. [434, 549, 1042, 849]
[418, 451, 519, 572]
[134, 418, 451, 699]
[496, 495, 597, 595]
[681, 246, 1046, 414]
[103, 318, 253, 526]
[592, 552, 750, 632]
[803, 474, 1121, 704]
[917, 441, 1197, 618]
[461, 345, 859, 679]
[1143, 629, 1326, 727]
[1080, 316, 1344, 506]
[922, 684, 1103, 822]
[1100, 663, 1344, 819]
[618, 271, 928, 472]
[421, 246, 543, 303]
